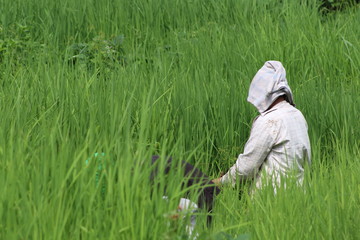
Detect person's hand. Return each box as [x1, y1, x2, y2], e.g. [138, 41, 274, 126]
[212, 177, 222, 186]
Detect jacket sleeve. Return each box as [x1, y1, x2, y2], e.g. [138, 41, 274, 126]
[221, 117, 275, 186]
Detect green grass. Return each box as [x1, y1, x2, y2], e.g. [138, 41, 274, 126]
[0, 0, 359, 239]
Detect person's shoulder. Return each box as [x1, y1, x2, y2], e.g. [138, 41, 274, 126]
[259, 102, 300, 127]
[251, 114, 270, 129]
[253, 101, 303, 127]
[264, 102, 308, 129]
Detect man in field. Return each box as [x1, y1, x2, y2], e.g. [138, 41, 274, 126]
[213, 61, 311, 192]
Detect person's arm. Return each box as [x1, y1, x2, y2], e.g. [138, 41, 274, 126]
[220, 117, 275, 186]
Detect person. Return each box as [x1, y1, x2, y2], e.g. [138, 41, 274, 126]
[212, 61, 311, 192]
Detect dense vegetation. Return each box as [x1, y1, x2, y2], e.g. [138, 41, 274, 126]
[0, 0, 359, 239]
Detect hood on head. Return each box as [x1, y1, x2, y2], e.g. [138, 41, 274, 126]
[247, 61, 294, 113]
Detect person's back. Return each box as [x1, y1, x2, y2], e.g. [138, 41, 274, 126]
[253, 100, 311, 189]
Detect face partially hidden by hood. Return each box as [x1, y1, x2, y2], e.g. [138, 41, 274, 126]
[247, 61, 295, 114]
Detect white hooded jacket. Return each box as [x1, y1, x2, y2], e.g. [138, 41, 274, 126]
[221, 61, 311, 190]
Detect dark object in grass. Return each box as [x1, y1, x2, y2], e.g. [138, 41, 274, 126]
[319, 0, 360, 13]
[150, 155, 221, 225]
